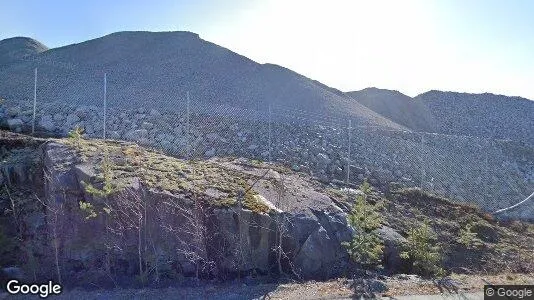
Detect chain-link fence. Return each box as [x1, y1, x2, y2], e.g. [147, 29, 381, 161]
[1, 66, 533, 219]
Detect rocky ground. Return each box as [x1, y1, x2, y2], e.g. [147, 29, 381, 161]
[2, 273, 534, 299]
[2, 102, 533, 220]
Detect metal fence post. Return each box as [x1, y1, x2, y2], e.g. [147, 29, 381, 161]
[268, 104, 272, 163]
[346, 119, 352, 185]
[32, 68, 37, 135]
[186, 91, 191, 159]
[420, 133, 425, 189]
[103, 73, 107, 139]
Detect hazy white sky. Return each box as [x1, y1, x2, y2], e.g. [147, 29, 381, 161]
[197, 0, 534, 99]
[2, 0, 534, 99]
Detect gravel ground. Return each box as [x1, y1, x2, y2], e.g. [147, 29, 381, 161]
[3, 273, 533, 299]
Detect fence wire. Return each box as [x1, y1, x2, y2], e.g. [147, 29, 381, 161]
[1, 66, 533, 220]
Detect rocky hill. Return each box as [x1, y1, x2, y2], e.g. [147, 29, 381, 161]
[0, 31, 401, 129]
[416, 91, 534, 144]
[0, 37, 48, 65]
[347, 89, 534, 144]
[346, 88, 436, 132]
[1, 130, 533, 289]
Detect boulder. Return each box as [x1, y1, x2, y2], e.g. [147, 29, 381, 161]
[53, 113, 65, 122]
[39, 115, 55, 131]
[204, 148, 216, 157]
[66, 113, 81, 125]
[294, 225, 339, 278]
[378, 226, 409, 272]
[124, 129, 148, 142]
[21, 115, 32, 124]
[7, 118, 23, 131]
[7, 106, 21, 117]
[74, 107, 89, 120]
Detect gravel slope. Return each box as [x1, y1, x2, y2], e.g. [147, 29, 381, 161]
[0, 31, 403, 130]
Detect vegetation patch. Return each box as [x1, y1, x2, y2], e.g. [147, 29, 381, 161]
[343, 180, 384, 267]
[59, 137, 272, 213]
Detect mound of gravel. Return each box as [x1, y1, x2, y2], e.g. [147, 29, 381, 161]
[347, 87, 437, 132]
[0, 31, 402, 130]
[347, 88, 534, 145]
[0, 37, 48, 65]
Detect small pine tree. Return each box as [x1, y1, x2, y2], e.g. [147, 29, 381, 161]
[400, 221, 444, 277]
[342, 180, 384, 267]
[82, 154, 115, 198]
[457, 223, 483, 249]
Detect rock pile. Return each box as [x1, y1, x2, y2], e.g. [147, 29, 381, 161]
[1, 100, 533, 219]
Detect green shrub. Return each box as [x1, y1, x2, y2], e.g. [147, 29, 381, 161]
[82, 155, 115, 198]
[68, 126, 84, 139]
[400, 221, 444, 277]
[342, 180, 384, 267]
[79, 201, 97, 220]
[457, 223, 483, 249]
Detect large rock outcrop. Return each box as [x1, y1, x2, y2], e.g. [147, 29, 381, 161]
[3, 138, 407, 286]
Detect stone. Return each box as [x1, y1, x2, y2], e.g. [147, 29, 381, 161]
[124, 129, 148, 142]
[7, 106, 21, 117]
[141, 121, 154, 130]
[317, 153, 331, 166]
[369, 279, 388, 293]
[39, 115, 56, 131]
[294, 225, 338, 278]
[66, 114, 81, 125]
[74, 107, 89, 119]
[108, 131, 121, 140]
[21, 115, 32, 123]
[377, 226, 409, 272]
[7, 118, 23, 130]
[53, 113, 65, 122]
[204, 148, 216, 157]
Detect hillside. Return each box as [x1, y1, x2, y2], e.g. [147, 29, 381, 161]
[0, 32, 533, 223]
[0, 31, 402, 129]
[346, 88, 436, 132]
[347, 88, 534, 144]
[0, 37, 48, 66]
[1, 130, 533, 293]
[415, 91, 534, 144]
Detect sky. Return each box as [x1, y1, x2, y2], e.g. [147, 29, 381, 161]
[1, 0, 533, 99]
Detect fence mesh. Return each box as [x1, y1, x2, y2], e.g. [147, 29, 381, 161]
[1, 66, 533, 219]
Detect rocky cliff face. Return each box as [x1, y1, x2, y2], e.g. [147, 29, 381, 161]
[2, 131, 534, 287]
[0, 132, 407, 287]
